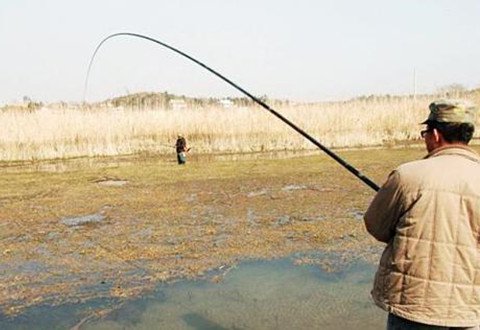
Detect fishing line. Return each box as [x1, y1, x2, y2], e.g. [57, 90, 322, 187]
[84, 32, 379, 191]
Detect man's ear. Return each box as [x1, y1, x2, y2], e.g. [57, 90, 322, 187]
[432, 128, 443, 143]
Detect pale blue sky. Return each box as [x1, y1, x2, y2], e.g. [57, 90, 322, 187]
[0, 0, 479, 104]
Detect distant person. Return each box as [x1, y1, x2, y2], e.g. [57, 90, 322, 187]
[175, 134, 189, 165]
[364, 100, 480, 329]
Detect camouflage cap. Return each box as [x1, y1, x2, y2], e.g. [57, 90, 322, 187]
[422, 99, 477, 124]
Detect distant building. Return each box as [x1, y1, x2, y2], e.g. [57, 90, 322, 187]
[219, 98, 234, 108]
[169, 99, 187, 109]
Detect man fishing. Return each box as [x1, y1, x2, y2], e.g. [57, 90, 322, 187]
[364, 100, 480, 329]
[175, 134, 189, 165]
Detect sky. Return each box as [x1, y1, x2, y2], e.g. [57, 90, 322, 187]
[0, 0, 479, 104]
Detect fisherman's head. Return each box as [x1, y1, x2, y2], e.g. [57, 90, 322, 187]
[420, 99, 477, 152]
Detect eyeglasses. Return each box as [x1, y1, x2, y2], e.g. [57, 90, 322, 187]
[420, 128, 432, 138]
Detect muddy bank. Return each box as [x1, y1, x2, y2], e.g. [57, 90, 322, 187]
[0, 147, 433, 316]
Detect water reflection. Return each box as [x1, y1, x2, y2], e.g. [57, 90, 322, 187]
[1, 257, 386, 329]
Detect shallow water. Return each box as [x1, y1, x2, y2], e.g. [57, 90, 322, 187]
[0, 255, 385, 329]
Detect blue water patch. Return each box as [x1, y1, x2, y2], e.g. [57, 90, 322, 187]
[0, 255, 386, 329]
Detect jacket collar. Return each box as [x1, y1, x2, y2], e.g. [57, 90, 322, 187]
[424, 144, 480, 163]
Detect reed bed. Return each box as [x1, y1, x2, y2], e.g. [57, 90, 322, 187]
[1, 94, 479, 161]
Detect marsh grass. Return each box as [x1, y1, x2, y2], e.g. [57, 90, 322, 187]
[1, 93, 479, 161]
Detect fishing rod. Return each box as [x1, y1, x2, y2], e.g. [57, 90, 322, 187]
[158, 143, 175, 149]
[159, 143, 192, 152]
[84, 32, 380, 192]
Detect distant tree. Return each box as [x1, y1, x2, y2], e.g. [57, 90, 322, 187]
[27, 101, 42, 112]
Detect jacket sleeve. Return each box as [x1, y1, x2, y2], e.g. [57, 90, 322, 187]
[364, 170, 406, 243]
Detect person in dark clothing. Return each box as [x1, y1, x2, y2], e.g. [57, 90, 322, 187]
[175, 135, 189, 164]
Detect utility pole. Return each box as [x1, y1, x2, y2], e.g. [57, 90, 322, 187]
[413, 67, 417, 103]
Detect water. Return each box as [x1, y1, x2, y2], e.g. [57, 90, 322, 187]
[60, 214, 106, 227]
[0, 256, 386, 329]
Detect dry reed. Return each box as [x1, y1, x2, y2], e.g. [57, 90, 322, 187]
[1, 94, 479, 161]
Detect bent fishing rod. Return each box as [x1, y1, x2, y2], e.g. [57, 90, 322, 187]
[84, 32, 380, 192]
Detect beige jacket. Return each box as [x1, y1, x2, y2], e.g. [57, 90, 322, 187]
[364, 145, 480, 327]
